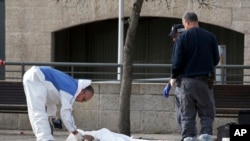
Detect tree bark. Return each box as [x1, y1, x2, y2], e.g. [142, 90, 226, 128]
[118, 0, 144, 136]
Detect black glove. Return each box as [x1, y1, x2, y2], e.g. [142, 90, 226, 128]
[49, 117, 63, 129]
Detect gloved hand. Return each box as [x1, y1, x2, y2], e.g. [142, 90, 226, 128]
[169, 79, 176, 87]
[74, 132, 83, 141]
[163, 83, 171, 98]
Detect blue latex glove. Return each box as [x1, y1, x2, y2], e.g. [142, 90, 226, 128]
[163, 83, 171, 98]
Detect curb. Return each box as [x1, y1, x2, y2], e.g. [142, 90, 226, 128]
[0, 129, 69, 136]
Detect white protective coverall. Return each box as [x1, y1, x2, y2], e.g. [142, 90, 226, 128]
[23, 66, 91, 141]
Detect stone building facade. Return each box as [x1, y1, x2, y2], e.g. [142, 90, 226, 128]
[4, 0, 250, 64]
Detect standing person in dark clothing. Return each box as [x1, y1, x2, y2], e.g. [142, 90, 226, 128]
[169, 12, 220, 141]
[168, 23, 185, 133]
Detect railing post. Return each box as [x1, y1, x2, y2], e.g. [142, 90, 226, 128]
[119, 64, 123, 82]
[117, 0, 124, 81]
[21, 62, 25, 80]
[71, 65, 74, 77]
[221, 66, 225, 84]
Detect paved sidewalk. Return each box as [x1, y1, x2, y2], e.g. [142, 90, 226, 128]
[0, 129, 219, 141]
[0, 130, 182, 141]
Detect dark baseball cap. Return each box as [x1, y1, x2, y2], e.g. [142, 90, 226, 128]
[169, 24, 185, 37]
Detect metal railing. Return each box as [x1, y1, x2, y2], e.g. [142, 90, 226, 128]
[0, 61, 250, 84]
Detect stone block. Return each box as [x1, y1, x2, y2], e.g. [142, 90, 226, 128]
[105, 0, 118, 18]
[245, 34, 250, 46]
[5, 44, 14, 59]
[6, 33, 25, 46]
[6, 7, 44, 31]
[99, 110, 119, 132]
[18, 114, 32, 130]
[131, 95, 145, 111]
[28, 0, 49, 7]
[233, 8, 250, 22]
[241, 0, 250, 8]
[6, 7, 31, 20]
[244, 46, 250, 61]
[6, 44, 52, 61]
[140, 83, 165, 95]
[100, 83, 120, 94]
[62, 8, 79, 27]
[0, 113, 19, 129]
[26, 33, 51, 45]
[131, 94, 174, 111]
[77, 0, 94, 22]
[5, 0, 30, 7]
[56, 0, 80, 8]
[100, 94, 119, 110]
[231, 21, 245, 33]
[6, 0, 49, 7]
[216, 0, 241, 8]
[30, 7, 62, 20]
[141, 111, 178, 133]
[5, 19, 27, 32]
[41, 20, 64, 32]
[130, 111, 141, 133]
[73, 110, 99, 130]
[123, 0, 134, 17]
[144, 95, 174, 111]
[214, 8, 232, 28]
[91, 0, 108, 19]
[131, 83, 140, 94]
[34, 45, 53, 58]
[91, 83, 100, 95]
[197, 8, 231, 29]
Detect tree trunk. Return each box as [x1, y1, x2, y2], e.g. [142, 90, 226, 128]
[118, 0, 144, 136]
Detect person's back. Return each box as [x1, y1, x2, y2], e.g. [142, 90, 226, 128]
[39, 66, 78, 96]
[173, 27, 219, 77]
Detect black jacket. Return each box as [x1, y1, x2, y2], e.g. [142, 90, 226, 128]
[171, 27, 220, 78]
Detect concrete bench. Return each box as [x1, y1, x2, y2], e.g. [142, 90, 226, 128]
[214, 85, 250, 117]
[0, 81, 27, 113]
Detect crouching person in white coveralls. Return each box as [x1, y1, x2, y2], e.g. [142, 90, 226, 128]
[23, 66, 94, 141]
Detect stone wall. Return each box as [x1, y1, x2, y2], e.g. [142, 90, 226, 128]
[4, 0, 250, 65]
[0, 82, 237, 134]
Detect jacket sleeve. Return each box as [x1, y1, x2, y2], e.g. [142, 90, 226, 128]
[59, 90, 77, 133]
[171, 36, 184, 78]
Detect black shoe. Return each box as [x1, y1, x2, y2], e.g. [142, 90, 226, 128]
[51, 118, 63, 129]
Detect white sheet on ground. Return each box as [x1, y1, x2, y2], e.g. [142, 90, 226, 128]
[66, 128, 151, 141]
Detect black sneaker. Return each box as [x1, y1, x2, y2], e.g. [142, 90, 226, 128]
[51, 118, 63, 129]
